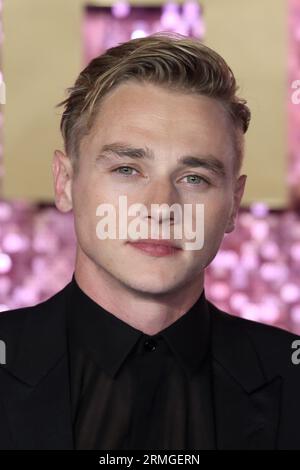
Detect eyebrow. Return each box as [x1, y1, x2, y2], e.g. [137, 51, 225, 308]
[98, 142, 227, 178]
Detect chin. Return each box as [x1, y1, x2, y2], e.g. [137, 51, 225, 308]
[121, 274, 186, 296]
[129, 284, 180, 297]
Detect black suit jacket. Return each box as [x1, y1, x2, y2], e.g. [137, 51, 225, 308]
[0, 280, 300, 450]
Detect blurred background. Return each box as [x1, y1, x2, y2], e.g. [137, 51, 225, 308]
[0, 0, 300, 333]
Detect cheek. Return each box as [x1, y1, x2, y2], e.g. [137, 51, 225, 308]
[72, 186, 100, 239]
[202, 194, 233, 232]
[72, 173, 107, 212]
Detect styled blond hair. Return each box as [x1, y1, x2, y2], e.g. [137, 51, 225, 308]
[57, 32, 250, 173]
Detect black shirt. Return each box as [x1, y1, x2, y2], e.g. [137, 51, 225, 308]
[66, 275, 216, 450]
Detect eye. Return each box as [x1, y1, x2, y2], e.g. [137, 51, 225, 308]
[112, 166, 139, 176]
[181, 174, 209, 185]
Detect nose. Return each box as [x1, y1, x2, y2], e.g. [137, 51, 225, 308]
[143, 177, 179, 225]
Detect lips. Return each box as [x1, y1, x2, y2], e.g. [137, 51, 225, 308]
[127, 239, 182, 257]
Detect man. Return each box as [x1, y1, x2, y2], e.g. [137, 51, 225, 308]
[0, 33, 299, 450]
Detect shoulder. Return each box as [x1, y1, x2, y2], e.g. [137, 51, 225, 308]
[0, 282, 71, 341]
[208, 300, 300, 377]
[208, 300, 298, 344]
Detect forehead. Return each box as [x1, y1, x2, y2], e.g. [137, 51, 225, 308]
[82, 81, 235, 162]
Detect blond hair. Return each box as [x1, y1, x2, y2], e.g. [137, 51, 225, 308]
[57, 32, 250, 173]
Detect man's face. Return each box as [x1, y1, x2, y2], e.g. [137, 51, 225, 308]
[54, 81, 246, 296]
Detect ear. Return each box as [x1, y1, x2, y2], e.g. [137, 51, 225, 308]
[52, 149, 73, 212]
[225, 174, 247, 233]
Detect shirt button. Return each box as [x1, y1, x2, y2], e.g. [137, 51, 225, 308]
[143, 338, 157, 352]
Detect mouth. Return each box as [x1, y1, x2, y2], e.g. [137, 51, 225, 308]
[126, 239, 183, 257]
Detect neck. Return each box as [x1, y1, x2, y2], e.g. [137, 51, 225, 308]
[74, 247, 204, 336]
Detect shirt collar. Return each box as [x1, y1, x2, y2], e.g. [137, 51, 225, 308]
[66, 274, 211, 378]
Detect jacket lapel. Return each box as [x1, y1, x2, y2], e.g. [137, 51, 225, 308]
[1, 284, 74, 449]
[210, 305, 282, 450]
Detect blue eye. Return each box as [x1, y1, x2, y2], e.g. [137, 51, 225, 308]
[183, 175, 208, 185]
[113, 166, 138, 176]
